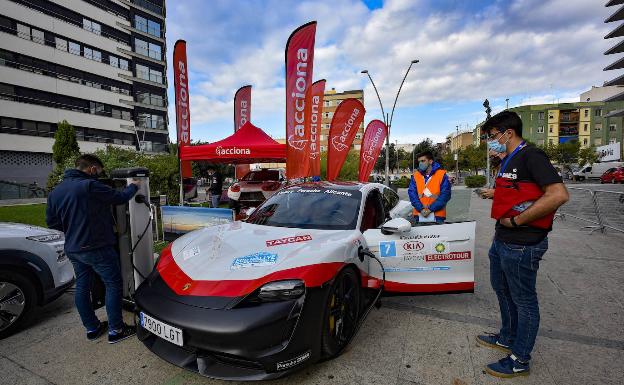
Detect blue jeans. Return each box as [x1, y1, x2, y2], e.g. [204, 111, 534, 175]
[67, 246, 123, 333]
[489, 238, 548, 362]
[211, 193, 220, 208]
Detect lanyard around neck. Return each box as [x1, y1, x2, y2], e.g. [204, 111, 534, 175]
[498, 141, 526, 177]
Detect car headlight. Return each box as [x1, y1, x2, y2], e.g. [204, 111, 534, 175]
[257, 280, 305, 302]
[26, 233, 63, 242]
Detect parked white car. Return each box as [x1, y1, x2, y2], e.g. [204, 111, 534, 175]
[573, 161, 624, 181]
[0, 223, 75, 338]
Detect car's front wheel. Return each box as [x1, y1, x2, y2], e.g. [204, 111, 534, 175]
[0, 271, 37, 339]
[320, 267, 361, 358]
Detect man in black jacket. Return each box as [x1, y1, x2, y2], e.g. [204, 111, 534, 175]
[46, 154, 139, 343]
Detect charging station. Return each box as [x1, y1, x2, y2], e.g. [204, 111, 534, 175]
[91, 167, 156, 308]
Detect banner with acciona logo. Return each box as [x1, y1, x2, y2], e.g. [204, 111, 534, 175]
[358, 120, 387, 182]
[234, 85, 252, 178]
[326, 98, 365, 180]
[305, 79, 326, 177]
[173, 40, 192, 178]
[285, 21, 316, 179]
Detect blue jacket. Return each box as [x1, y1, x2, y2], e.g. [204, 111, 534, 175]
[407, 162, 452, 220]
[46, 169, 138, 253]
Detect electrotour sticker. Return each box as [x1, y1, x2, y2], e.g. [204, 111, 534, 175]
[266, 235, 312, 247]
[231, 252, 278, 270]
[425, 251, 471, 262]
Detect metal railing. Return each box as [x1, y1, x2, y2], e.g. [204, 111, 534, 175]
[0, 180, 47, 200]
[558, 187, 624, 233]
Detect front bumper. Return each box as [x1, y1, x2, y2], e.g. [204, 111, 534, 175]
[134, 272, 327, 380]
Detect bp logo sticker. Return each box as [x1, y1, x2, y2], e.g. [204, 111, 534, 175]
[434, 242, 446, 253]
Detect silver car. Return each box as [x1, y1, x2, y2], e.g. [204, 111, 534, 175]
[0, 223, 75, 338]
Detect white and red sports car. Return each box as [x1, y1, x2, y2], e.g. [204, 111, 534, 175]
[135, 182, 475, 380]
[227, 168, 286, 208]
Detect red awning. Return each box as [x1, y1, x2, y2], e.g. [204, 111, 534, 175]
[179, 121, 286, 164]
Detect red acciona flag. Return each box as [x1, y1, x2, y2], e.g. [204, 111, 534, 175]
[326, 98, 365, 181]
[285, 21, 316, 179]
[234, 85, 252, 178]
[173, 40, 192, 178]
[304, 79, 326, 177]
[358, 120, 388, 182]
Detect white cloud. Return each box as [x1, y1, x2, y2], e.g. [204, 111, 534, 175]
[166, 0, 613, 141]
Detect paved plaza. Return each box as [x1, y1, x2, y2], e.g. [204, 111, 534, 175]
[2, 192, 623, 385]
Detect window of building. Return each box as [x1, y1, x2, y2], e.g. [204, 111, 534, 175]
[0, 118, 17, 131]
[0, 84, 15, 100]
[17, 23, 30, 40]
[148, 20, 160, 37]
[584, 123, 588, 132]
[135, 15, 148, 33]
[609, 124, 617, 131]
[324, 100, 330, 107]
[610, 137, 617, 144]
[549, 138, 554, 145]
[537, 126, 544, 133]
[135, 38, 148, 56]
[549, 125, 553, 133]
[595, 124, 602, 131]
[530, 113, 533, 121]
[595, 109, 602, 117]
[148, 42, 161, 60]
[84, 47, 93, 60]
[31, 28, 44, 44]
[119, 58, 129, 70]
[594, 138, 602, 146]
[583, 138, 588, 145]
[537, 112, 545, 120]
[138, 113, 165, 129]
[584, 109, 589, 118]
[83, 19, 101, 35]
[22, 120, 37, 133]
[122, 110, 131, 120]
[111, 108, 122, 119]
[136, 64, 149, 80]
[68, 41, 80, 55]
[137, 92, 163, 106]
[55, 37, 67, 51]
[110, 56, 119, 68]
[37, 122, 51, 136]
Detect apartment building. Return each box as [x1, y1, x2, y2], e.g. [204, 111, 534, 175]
[0, 0, 168, 184]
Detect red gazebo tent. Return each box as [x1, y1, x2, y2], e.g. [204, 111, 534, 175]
[179, 122, 286, 163]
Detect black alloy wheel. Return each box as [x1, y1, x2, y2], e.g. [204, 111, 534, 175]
[321, 267, 361, 358]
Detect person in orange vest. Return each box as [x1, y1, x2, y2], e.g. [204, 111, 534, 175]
[407, 150, 452, 224]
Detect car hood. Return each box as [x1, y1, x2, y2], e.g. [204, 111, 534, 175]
[0, 222, 63, 238]
[157, 222, 361, 299]
[169, 222, 357, 281]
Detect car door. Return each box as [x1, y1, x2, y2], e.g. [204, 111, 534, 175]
[362, 189, 475, 294]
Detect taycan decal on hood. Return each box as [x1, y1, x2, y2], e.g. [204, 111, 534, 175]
[231, 252, 278, 270]
[266, 235, 312, 247]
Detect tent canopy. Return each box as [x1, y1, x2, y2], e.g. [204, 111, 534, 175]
[180, 122, 286, 164]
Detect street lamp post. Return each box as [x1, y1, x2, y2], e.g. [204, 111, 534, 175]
[361, 59, 419, 186]
[412, 143, 416, 170]
[455, 125, 459, 182]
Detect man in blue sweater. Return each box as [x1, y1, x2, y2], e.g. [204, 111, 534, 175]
[46, 154, 140, 343]
[407, 151, 452, 224]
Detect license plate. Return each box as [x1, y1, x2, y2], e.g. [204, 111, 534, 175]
[140, 312, 183, 346]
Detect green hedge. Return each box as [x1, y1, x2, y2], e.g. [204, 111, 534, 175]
[465, 175, 486, 188]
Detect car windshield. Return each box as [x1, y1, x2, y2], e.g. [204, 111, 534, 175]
[241, 170, 280, 181]
[247, 187, 362, 230]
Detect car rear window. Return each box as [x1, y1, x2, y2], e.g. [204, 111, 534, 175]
[247, 187, 362, 230]
[241, 170, 280, 181]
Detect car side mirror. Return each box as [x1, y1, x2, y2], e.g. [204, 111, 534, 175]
[381, 218, 411, 235]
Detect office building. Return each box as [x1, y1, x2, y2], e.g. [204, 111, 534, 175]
[0, 0, 169, 185]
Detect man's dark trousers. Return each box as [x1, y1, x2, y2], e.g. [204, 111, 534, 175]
[488, 237, 548, 362]
[67, 246, 123, 333]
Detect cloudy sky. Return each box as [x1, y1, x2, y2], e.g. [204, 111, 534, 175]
[165, 0, 614, 145]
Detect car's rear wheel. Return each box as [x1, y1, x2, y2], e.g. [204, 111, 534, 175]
[0, 271, 37, 339]
[320, 267, 360, 358]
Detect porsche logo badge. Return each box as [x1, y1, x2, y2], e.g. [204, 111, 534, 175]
[182, 283, 191, 291]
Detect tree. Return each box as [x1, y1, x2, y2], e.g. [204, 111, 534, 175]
[578, 146, 599, 167]
[462, 143, 487, 175]
[47, 120, 80, 190]
[51, 120, 80, 164]
[320, 150, 359, 181]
